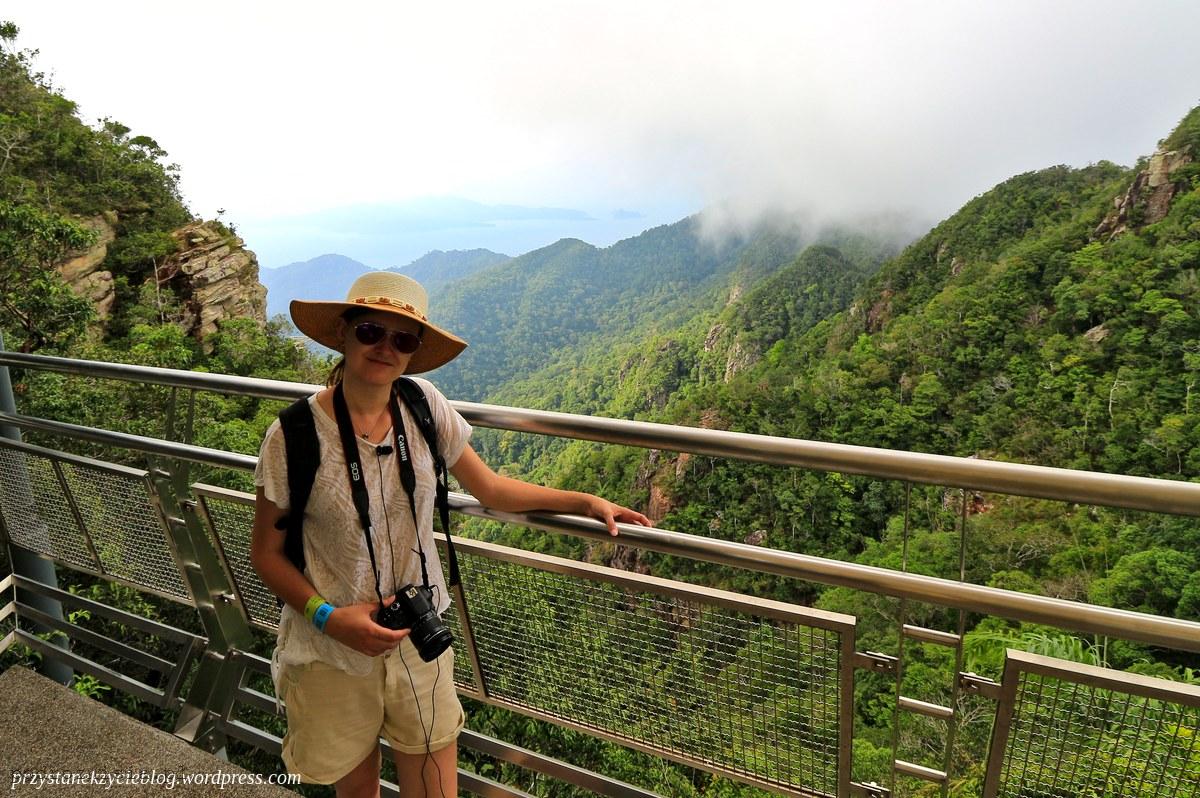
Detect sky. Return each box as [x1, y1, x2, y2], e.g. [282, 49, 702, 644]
[6, 1, 1200, 268]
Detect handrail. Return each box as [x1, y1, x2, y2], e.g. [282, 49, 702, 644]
[0, 351, 316, 401]
[455, 401, 1200, 515]
[0, 411, 255, 470]
[2, 351, 1199, 516]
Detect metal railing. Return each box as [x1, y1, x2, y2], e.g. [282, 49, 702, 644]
[0, 352, 1199, 798]
[4, 573, 205, 709]
[983, 651, 1200, 798]
[2, 361, 1197, 654]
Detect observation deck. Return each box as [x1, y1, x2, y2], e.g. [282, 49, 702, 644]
[0, 351, 1197, 798]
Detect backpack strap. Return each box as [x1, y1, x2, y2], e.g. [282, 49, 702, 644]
[275, 396, 319, 575]
[394, 376, 461, 587]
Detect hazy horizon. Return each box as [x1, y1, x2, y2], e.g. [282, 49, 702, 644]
[243, 195, 698, 269]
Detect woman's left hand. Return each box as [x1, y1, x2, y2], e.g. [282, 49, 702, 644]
[581, 496, 651, 536]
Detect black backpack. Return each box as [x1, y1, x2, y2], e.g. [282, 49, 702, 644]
[274, 376, 459, 586]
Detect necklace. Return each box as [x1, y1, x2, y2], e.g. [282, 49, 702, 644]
[354, 405, 391, 442]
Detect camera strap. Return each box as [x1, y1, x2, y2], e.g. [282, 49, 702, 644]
[392, 377, 461, 589]
[332, 382, 431, 609]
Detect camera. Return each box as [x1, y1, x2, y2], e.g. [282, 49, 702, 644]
[376, 583, 454, 662]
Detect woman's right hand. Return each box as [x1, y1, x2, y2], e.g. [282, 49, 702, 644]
[321, 596, 410, 656]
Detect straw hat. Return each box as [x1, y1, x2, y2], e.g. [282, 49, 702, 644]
[289, 272, 467, 374]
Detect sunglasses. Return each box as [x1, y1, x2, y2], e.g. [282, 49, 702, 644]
[353, 321, 422, 354]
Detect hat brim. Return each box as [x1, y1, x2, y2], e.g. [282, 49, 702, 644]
[289, 299, 467, 374]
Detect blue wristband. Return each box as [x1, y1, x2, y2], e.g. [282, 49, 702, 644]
[312, 602, 334, 633]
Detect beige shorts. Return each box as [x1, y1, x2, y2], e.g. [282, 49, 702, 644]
[278, 641, 464, 784]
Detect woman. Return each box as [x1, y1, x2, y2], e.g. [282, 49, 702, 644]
[250, 271, 649, 798]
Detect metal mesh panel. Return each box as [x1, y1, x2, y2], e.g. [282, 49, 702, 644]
[199, 493, 280, 630]
[435, 587, 477, 688]
[0, 446, 97, 570]
[457, 551, 844, 795]
[996, 671, 1200, 798]
[56, 461, 190, 602]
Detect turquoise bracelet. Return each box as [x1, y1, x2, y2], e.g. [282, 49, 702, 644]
[303, 594, 327, 622]
[311, 602, 334, 633]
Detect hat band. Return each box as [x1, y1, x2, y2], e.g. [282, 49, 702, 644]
[353, 296, 428, 321]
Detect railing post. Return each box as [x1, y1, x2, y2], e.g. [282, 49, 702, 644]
[143, 455, 254, 750]
[451, 580, 490, 697]
[0, 335, 71, 685]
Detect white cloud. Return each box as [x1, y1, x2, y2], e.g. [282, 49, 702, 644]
[6, 0, 1200, 238]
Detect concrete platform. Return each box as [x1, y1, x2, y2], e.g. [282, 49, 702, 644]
[0, 666, 297, 796]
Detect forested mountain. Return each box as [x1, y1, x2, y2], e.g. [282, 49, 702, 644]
[0, 21, 193, 353]
[478, 117, 1199, 568]
[472, 237, 897, 479]
[261, 248, 511, 319]
[477, 112, 1200, 602]
[260, 253, 369, 318]
[429, 219, 747, 400]
[427, 218, 898, 400]
[398, 247, 510, 291]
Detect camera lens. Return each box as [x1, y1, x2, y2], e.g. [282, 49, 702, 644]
[410, 615, 454, 662]
[389, 584, 454, 662]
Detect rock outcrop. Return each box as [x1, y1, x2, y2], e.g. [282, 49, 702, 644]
[723, 338, 759, 382]
[56, 212, 118, 322]
[700, 320, 760, 383]
[1094, 146, 1193, 240]
[56, 217, 267, 348]
[158, 222, 267, 346]
[636, 411, 723, 525]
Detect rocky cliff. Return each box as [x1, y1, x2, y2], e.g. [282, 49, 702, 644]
[1094, 143, 1194, 240]
[56, 213, 118, 323]
[57, 218, 267, 347]
[158, 222, 267, 344]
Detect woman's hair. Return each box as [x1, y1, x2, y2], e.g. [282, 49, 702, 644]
[325, 358, 346, 388]
[324, 307, 373, 387]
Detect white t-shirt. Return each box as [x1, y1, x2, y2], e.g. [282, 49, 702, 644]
[254, 377, 472, 676]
